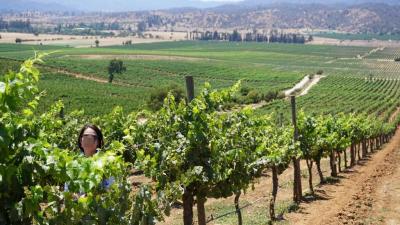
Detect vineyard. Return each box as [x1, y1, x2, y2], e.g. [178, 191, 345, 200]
[0, 41, 393, 116]
[1, 40, 400, 224]
[260, 74, 400, 121]
[1, 53, 399, 224]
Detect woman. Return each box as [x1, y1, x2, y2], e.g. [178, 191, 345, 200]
[66, 124, 113, 192]
[66, 125, 115, 224]
[77, 124, 104, 157]
[78, 124, 114, 189]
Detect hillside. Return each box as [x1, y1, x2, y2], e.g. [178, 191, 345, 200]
[162, 3, 400, 34]
[1, 2, 400, 35]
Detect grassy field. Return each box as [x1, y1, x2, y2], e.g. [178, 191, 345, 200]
[1, 41, 400, 118]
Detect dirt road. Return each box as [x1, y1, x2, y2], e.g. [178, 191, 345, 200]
[285, 128, 400, 225]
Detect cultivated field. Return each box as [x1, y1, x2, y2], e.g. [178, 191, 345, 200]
[2, 40, 400, 117]
[2, 38, 400, 225]
[0, 31, 187, 47]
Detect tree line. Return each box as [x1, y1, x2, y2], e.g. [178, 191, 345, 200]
[191, 29, 313, 44]
[0, 18, 33, 32]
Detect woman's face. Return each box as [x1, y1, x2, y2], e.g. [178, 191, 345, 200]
[81, 127, 98, 157]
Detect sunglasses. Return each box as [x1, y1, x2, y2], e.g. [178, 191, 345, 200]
[82, 134, 98, 141]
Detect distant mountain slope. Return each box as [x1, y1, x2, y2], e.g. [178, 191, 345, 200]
[0, 0, 72, 11]
[239, 0, 400, 6]
[161, 3, 400, 34]
[0, 0, 237, 12]
[1, 1, 399, 35]
[2, 0, 398, 12]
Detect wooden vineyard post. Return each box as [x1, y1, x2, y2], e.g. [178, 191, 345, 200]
[269, 165, 279, 222]
[270, 111, 283, 220]
[183, 76, 195, 225]
[59, 105, 65, 120]
[185, 76, 195, 102]
[291, 96, 302, 203]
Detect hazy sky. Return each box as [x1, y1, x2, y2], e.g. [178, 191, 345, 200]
[4, 0, 398, 12]
[40, 0, 246, 11]
[199, 0, 242, 2]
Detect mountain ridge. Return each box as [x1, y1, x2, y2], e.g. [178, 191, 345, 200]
[1, 0, 399, 12]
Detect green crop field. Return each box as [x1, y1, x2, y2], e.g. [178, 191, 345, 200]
[366, 47, 400, 60]
[1, 41, 400, 117]
[258, 74, 400, 120]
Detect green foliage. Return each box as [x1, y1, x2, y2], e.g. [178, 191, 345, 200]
[297, 110, 395, 163]
[147, 84, 185, 111]
[255, 115, 298, 166]
[0, 57, 161, 225]
[263, 90, 280, 102]
[247, 90, 262, 103]
[236, 88, 281, 105]
[234, 88, 263, 104]
[126, 81, 298, 223]
[107, 59, 126, 83]
[239, 86, 251, 96]
[297, 111, 318, 159]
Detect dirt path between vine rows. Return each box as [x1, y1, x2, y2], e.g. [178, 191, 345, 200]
[235, 74, 324, 111]
[285, 128, 400, 225]
[0, 56, 153, 88]
[389, 107, 400, 123]
[357, 47, 385, 59]
[44, 66, 154, 88]
[298, 75, 325, 96]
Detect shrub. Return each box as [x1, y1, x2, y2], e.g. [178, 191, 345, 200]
[264, 90, 279, 102]
[240, 86, 251, 96]
[247, 90, 261, 103]
[147, 84, 185, 111]
[277, 91, 286, 99]
[107, 59, 126, 83]
[233, 87, 265, 105]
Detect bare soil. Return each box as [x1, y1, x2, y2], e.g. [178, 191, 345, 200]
[42, 65, 153, 88]
[0, 32, 185, 47]
[389, 107, 400, 123]
[285, 128, 400, 225]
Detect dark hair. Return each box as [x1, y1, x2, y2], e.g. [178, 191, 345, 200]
[77, 124, 104, 152]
